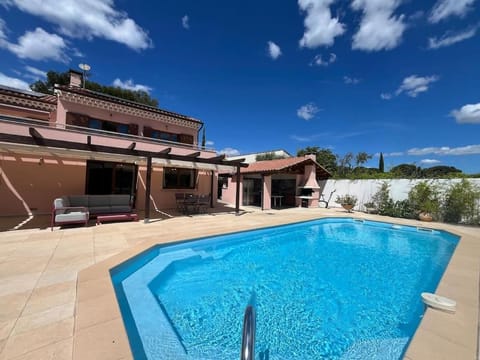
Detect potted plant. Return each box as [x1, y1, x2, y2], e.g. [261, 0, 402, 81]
[336, 194, 357, 213]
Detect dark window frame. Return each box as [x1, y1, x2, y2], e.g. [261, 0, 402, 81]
[163, 167, 196, 189]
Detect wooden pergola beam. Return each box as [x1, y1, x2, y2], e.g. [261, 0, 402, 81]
[157, 147, 171, 154]
[127, 142, 136, 150]
[187, 151, 201, 158]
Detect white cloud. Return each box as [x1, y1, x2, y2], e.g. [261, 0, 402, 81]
[218, 147, 240, 156]
[385, 151, 404, 156]
[0, 72, 31, 90]
[408, 145, 480, 156]
[298, 0, 346, 48]
[112, 78, 152, 93]
[380, 93, 392, 100]
[182, 15, 189, 29]
[297, 103, 320, 120]
[395, 75, 439, 97]
[205, 140, 214, 146]
[267, 41, 282, 60]
[420, 159, 441, 165]
[428, 27, 477, 49]
[344, 76, 360, 84]
[24, 65, 46, 79]
[1, 0, 152, 50]
[429, 0, 476, 23]
[311, 53, 336, 66]
[451, 103, 480, 124]
[351, 0, 406, 51]
[0, 27, 69, 62]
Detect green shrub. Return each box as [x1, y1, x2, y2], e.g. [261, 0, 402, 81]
[408, 181, 441, 220]
[442, 179, 480, 224]
[336, 194, 357, 206]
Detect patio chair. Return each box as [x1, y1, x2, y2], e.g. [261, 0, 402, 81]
[175, 193, 186, 213]
[51, 197, 89, 231]
[183, 194, 198, 214]
[196, 194, 210, 213]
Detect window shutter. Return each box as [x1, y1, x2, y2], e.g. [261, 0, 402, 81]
[179, 134, 194, 144]
[128, 123, 139, 135]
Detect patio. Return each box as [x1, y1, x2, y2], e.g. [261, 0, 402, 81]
[0, 205, 478, 359]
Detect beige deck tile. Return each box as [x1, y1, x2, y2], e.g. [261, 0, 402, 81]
[36, 270, 78, 288]
[0, 339, 6, 355]
[4, 338, 72, 360]
[0, 320, 15, 341]
[0, 258, 49, 278]
[0, 292, 31, 322]
[1, 317, 73, 359]
[76, 277, 113, 303]
[405, 327, 474, 360]
[73, 318, 131, 360]
[75, 293, 120, 332]
[22, 281, 76, 316]
[0, 273, 41, 298]
[419, 304, 478, 351]
[12, 302, 74, 335]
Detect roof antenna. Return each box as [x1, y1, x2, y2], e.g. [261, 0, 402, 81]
[78, 63, 91, 88]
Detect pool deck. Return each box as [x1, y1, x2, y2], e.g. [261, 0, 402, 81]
[0, 206, 478, 359]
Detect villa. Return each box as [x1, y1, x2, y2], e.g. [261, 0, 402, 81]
[0, 70, 246, 225]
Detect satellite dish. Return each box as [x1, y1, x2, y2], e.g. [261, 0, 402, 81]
[78, 63, 91, 88]
[79, 63, 91, 71]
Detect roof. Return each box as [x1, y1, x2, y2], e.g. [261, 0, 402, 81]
[55, 84, 202, 126]
[0, 85, 57, 104]
[241, 156, 331, 178]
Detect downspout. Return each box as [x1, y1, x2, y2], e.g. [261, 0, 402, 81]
[197, 122, 204, 150]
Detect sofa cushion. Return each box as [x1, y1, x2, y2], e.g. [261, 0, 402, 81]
[109, 195, 131, 206]
[88, 195, 111, 208]
[68, 195, 89, 207]
[55, 211, 88, 223]
[53, 198, 67, 214]
[109, 205, 132, 213]
[88, 206, 112, 215]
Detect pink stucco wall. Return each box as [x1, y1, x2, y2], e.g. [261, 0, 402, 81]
[57, 99, 198, 144]
[222, 176, 242, 206]
[0, 154, 86, 216]
[262, 175, 271, 210]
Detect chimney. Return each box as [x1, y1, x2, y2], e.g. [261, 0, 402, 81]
[302, 154, 320, 189]
[69, 70, 82, 88]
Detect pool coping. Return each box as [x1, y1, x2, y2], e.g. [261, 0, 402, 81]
[73, 213, 480, 360]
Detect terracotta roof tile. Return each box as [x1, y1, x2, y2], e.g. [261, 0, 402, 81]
[241, 156, 331, 178]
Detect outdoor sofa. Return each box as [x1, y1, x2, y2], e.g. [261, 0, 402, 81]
[51, 194, 134, 230]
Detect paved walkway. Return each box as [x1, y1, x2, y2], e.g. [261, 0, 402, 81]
[0, 206, 478, 359]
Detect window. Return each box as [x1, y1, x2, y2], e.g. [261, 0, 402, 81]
[163, 168, 196, 189]
[151, 130, 178, 142]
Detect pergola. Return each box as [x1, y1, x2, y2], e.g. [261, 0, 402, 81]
[0, 121, 248, 220]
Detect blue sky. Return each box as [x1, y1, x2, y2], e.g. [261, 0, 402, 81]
[0, 0, 479, 173]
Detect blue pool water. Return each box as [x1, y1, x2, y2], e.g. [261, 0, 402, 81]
[111, 218, 459, 360]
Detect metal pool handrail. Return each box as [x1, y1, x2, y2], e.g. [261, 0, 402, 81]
[240, 305, 256, 360]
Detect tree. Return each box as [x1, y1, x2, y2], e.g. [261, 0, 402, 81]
[337, 152, 354, 177]
[421, 166, 462, 178]
[379, 152, 384, 173]
[30, 70, 159, 107]
[296, 147, 337, 174]
[201, 128, 206, 149]
[255, 152, 287, 161]
[390, 164, 419, 178]
[355, 152, 372, 167]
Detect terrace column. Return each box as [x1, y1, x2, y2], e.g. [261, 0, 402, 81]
[144, 156, 152, 223]
[262, 174, 271, 210]
[235, 165, 241, 215]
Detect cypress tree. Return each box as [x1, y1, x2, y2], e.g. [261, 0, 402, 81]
[379, 152, 384, 173]
[201, 128, 206, 149]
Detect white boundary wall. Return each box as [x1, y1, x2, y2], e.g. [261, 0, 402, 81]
[318, 178, 480, 211]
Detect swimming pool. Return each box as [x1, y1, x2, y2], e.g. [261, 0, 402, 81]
[111, 218, 459, 359]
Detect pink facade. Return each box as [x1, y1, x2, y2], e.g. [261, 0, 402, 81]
[0, 75, 228, 218]
[221, 155, 330, 210]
